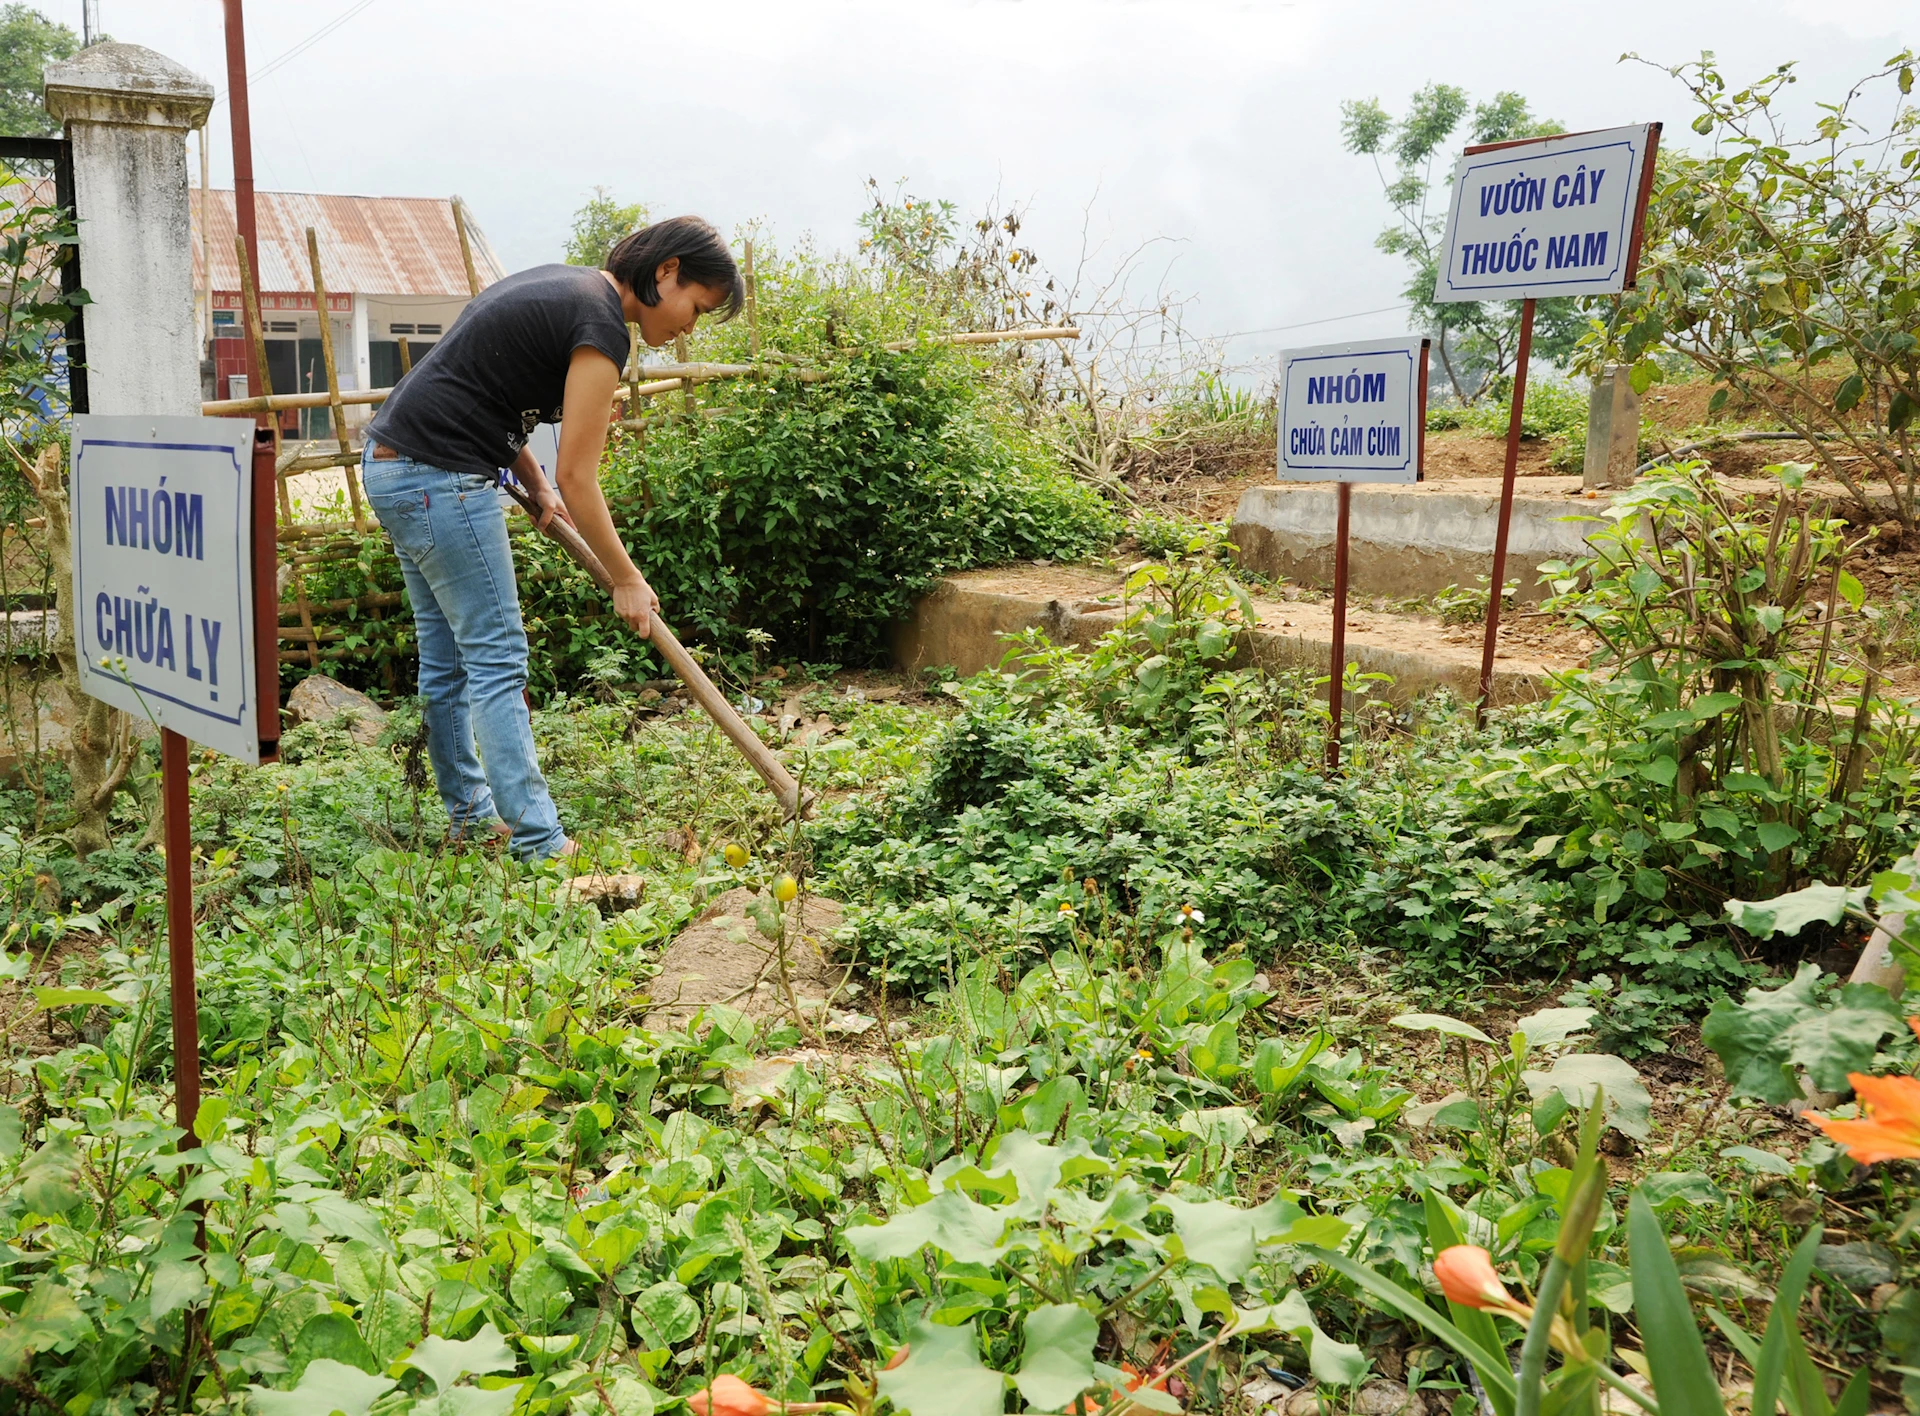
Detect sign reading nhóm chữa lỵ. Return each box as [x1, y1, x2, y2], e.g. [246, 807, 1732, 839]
[71, 416, 260, 763]
[1277, 337, 1428, 483]
[1433, 123, 1659, 303]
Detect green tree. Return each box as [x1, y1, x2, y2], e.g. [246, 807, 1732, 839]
[1591, 51, 1920, 529]
[1341, 84, 1585, 402]
[563, 187, 647, 267]
[0, 5, 78, 138]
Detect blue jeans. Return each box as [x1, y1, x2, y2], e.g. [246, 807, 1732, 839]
[361, 446, 567, 861]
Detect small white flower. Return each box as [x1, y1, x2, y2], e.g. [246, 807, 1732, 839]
[1180, 903, 1205, 924]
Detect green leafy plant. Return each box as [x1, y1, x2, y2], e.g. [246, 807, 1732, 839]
[1592, 50, 1920, 528]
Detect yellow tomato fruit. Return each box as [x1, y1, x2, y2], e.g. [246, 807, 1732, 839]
[774, 874, 799, 903]
[723, 843, 748, 868]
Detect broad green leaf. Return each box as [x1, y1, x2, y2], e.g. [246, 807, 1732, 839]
[1755, 821, 1800, 853]
[1789, 989, 1905, 1093]
[1522, 1054, 1652, 1140]
[248, 1359, 397, 1416]
[148, 1257, 209, 1320]
[978, 1130, 1066, 1221]
[877, 1319, 1004, 1416]
[631, 1283, 700, 1347]
[1249, 1031, 1330, 1096]
[1014, 1304, 1098, 1410]
[1390, 1013, 1495, 1045]
[844, 1188, 1008, 1267]
[289, 1314, 381, 1379]
[1251, 1193, 1350, 1250]
[402, 1324, 517, 1393]
[1638, 1172, 1723, 1211]
[1513, 1007, 1595, 1051]
[1833, 373, 1864, 413]
[1702, 966, 1903, 1102]
[192, 1095, 230, 1142]
[1690, 691, 1744, 719]
[19, 1136, 80, 1215]
[0, 1280, 90, 1379]
[308, 1195, 389, 1250]
[1628, 1193, 1725, 1415]
[1836, 571, 1865, 612]
[1720, 1145, 1798, 1177]
[1159, 1196, 1261, 1283]
[332, 1241, 397, 1305]
[509, 1256, 571, 1324]
[415, 1388, 521, 1416]
[1815, 1241, 1898, 1292]
[32, 987, 120, 1009]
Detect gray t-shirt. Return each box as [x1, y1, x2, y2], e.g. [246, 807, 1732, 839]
[368, 264, 631, 477]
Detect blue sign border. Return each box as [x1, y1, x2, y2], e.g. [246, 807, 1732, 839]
[1439, 134, 1642, 298]
[73, 436, 250, 727]
[1279, 347, 1418, 475]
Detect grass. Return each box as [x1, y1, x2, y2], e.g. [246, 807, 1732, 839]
[0, 656, 1907, 1410]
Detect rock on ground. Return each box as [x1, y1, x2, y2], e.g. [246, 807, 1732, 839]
[561, 873, 647, 915]
[642, 888, 848, 1031]
[286, 674, 388, 746]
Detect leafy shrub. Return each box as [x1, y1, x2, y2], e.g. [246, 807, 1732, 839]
[1427, 375, 1593, 467]
[605, 348, 1115, 665]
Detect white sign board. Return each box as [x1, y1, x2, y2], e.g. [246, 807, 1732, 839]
[1276, 337, 1427, 483]
[1433, 123, 1658, 304]
[71, 416, 261, 763]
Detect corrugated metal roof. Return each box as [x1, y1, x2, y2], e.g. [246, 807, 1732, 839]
[189, 188, 507, 296]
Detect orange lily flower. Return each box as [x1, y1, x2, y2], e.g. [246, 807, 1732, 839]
[688, 1377, 774, 1416]
[1808, 1071, 1920, 1165]
[1434, 1245, 1531, 1318]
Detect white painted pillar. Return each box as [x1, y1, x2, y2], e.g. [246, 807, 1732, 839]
[42, 43, 214, 417]
[349, 294, 371, 427]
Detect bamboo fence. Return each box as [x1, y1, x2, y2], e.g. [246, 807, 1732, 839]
[202, 225, 1078, 667]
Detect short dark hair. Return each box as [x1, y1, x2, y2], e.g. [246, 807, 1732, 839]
[605, 216, 744, 320]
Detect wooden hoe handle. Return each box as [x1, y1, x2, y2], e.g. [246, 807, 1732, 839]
[499, 479, 809, 819]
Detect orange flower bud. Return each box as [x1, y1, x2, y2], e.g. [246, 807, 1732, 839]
[687, 1375, 774, 1416]
[883, 1345, 910, 1371]
[1434, 1245, 1528, 1315]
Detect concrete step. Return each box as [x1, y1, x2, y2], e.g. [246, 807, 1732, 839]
[1229, 476, 1600, 605]
[892, 564, 1576, 706]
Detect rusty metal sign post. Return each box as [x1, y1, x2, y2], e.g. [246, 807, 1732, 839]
[1275, 336, 1430, 773]
[1429, 122, 1663, 722]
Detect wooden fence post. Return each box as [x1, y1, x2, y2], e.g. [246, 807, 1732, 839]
[305, 227, 363, 532]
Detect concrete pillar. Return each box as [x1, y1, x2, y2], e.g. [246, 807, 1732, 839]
[1583, 365, 1642, 491]
[349, 295, 371, 428]
[43, 43, 213, 417]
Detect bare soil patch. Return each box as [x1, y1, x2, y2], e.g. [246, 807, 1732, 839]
[641, 888, 851, 1031]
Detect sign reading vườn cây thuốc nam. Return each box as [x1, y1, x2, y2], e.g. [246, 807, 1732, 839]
[1432, 123, 1660, 304]
[70, 416, 260, 764]
[1277, 337, 1428, 483]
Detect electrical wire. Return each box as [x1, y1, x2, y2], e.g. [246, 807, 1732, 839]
[212, 0, 381, 102]
[1212, 302, 1414, 342]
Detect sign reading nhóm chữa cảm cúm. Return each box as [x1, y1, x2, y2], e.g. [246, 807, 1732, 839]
[1433, 123, 1660, 304]
[1277, 337, 1429, 483]
[71, 416, 261, 763]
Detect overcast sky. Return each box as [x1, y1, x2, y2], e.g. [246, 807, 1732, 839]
[45, 0, 1916, 376]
